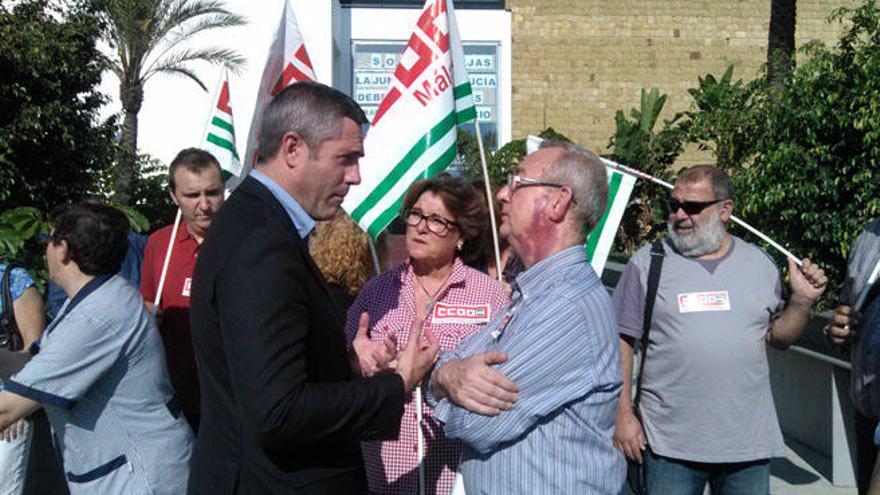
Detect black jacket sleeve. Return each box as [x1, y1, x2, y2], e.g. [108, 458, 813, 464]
[216, 225, 405, 450]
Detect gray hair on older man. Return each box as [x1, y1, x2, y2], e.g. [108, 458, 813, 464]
[539, 140, 609, 240]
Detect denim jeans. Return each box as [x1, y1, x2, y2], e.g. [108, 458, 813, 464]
[642, 446, 769, 495]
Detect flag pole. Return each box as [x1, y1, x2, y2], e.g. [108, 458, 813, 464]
[599, 158, 803, 266]
[153, 208, 182, 310]
[474, 121, 503, 283]
[416, 387, 425, 495]
[367, 236, 382, 276]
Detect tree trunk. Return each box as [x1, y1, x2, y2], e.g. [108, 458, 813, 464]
[767, 0, 797, 89]
[115, 79, 143, 205]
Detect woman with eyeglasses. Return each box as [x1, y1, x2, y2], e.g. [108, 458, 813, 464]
[344, 175, 508, 495]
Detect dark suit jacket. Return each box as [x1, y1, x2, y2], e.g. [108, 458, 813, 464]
[188, 176, 406, 494]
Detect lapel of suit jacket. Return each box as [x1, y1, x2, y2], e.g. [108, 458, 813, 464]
[237, 176, 345, 326]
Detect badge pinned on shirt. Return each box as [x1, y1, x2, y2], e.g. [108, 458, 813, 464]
[182, 277, 192, 297]
[677, 291, 731, 313]
[432, 303, 491, 324]
[491, 311, 513, 340]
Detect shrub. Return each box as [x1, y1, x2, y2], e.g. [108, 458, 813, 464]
[733, 0, 880, 306]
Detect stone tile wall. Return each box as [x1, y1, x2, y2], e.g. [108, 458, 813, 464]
[507, 0, 856, 165]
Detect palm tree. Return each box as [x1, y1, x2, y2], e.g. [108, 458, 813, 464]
[767, 0, 797, 89]
[102, 0, 245, 204]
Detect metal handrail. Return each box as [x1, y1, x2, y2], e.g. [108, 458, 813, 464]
[788, 344, 851, 370]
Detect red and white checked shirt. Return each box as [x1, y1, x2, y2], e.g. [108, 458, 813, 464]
[345, 258, 509, 495]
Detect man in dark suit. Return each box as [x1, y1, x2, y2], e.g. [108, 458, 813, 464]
[188, 81, 439, 494]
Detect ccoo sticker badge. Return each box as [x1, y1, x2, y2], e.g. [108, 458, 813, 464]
[677, 291, 730, 313]
[432, 302, 492, 324]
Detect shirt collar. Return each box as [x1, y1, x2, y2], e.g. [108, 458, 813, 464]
[514, 245, 589, 297]
[405, 256, 468, 289]
[176, 220, 196, 243]
[249, 169, 316, 241]
[47, 274, 114, 335]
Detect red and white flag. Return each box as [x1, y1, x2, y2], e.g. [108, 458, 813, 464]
[231, 0, 316, 190]
[202, 67, 241, 185]
[342, 0, 476, 239]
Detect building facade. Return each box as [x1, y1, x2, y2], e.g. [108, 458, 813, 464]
[506, 0, 855, 164]
[302, 0, 854, 162]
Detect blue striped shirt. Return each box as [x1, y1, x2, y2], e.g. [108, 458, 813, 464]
[429, 246, 626, 494]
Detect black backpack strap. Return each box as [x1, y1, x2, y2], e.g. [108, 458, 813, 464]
[1, 265, 24, 351]
[633, 240, 665, 409]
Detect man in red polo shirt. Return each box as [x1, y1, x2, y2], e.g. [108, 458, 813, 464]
[141, 148, 225, 431]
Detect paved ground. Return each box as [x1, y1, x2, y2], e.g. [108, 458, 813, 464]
[621, 438, 858, 495]
[771, 441, 856, 495]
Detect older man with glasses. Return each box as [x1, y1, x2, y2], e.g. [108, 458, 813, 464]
[611, 165, 827, 495]
[426, 141, 626, 493]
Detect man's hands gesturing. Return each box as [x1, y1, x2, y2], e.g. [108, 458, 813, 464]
[350, 313, 399, 377]
[395, 318, 440, 393]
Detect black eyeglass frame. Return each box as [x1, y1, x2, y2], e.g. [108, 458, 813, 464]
[663, 198, 727, 215]
[403, 208, 459, 235]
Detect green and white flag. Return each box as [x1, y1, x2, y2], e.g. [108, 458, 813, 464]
[526, 135, 637, 274]
[202, 67, 242, 184]
[342, 0, 475, 238]
[587, 158, 636, 274]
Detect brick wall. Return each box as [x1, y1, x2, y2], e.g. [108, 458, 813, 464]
[507, 0, 856, 165]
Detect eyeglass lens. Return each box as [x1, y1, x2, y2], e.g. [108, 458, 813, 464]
[406, 210, 452, 234]
[665, 198, 722, 215]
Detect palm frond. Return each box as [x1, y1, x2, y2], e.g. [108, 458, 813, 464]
[167, 14, 245, 48]
[100, 0, 245, 102]
[152, 0, 244, 47]
[144, 65, 208, 91]
[102, 0, 159, 81]
[144, 46, 244, 81]
[148, 13, 246, 72]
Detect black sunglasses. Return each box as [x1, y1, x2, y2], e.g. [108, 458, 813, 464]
[664, 198, 725, 215]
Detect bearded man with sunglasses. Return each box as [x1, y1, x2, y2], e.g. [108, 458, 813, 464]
[611, 165, 828, 495]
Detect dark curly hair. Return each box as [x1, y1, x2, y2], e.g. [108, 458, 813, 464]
[401, 175, 489, 266]
[49, 202, 129, 276]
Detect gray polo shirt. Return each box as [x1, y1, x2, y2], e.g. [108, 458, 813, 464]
[612, 236, 786, 463]
[6, 275, 193, 494]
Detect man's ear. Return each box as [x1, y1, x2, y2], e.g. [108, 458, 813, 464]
[280, 132, 309, 169]
[168, 187, 179, 206]
[547, 188, 574, 223]
[57, 240, 72, 265]
[719, 199, 734, 222]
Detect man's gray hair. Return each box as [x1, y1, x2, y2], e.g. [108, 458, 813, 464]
[257, 81, 368, 163]
[539, 140, 608, 240]
[675, 164, 733, 200]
